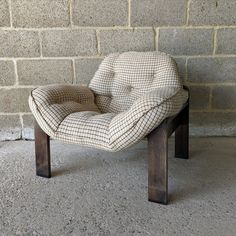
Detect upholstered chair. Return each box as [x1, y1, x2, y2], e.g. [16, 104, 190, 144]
[29, 51, 189, 204]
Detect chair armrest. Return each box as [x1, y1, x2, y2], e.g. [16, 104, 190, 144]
[111, 86, 184, 128]
[109, 87, 188, 150]
[29, 84, 95, 108]
[29, 84, 100, 135]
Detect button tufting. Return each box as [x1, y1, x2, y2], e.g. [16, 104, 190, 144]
[128, 86, 133, 92]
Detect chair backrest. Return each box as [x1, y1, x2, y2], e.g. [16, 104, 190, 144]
[89, 51, 182, 113]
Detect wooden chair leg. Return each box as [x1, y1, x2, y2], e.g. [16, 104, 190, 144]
[175, 103, 189, 159]
[148, 121, 168, 205]
[34, 120, 51, 178]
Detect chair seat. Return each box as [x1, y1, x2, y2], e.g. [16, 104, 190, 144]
[29, 84, 188, 151]
[56, 111, 115, 150]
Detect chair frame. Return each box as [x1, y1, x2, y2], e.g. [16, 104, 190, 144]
[34, 87, 189, 205]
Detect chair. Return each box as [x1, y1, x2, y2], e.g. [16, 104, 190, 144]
[29, 51, 189, 204]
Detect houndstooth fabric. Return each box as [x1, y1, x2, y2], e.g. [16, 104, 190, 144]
[29, 51, 188, 152]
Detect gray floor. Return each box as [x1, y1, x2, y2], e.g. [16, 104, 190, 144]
[0, 138, 236, 236]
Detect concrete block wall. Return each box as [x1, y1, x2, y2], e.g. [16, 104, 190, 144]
[0, 0, 236, 140]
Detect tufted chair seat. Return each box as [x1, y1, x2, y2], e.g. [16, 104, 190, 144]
[29, 51, 190, 204]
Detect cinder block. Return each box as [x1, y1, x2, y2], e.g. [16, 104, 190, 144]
[0, 30, 40, 57]
[41, 30, 97, 57]
[212, 86, 236, 109]
[22, 114, 34, 140]
[12, 0, 70, 28]
[131, 0, 186, 26]
[17, 60, 73, 85]
[0, 61, 15, 86]
[0, 88, 32, 112]
[189, 0, 236, 25]
[159, 28, 214, 55]
[188, 58, 236, 83]
[75, 58, 103, 85]
[0, 115, 22, 141]
[190, 112, 236, 136]
[100, 29, 155, 55]
[73, 0, 128, 27]
[216, 28, 236, 54]
[189, 86, 210, 110]
[0, 0, 10, 27]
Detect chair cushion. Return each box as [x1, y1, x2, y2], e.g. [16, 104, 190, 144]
[29, 51, 188, 151]
[89, 51, 182, 113]
[29, 86, 188, 152]
[56, 112, 115, 150]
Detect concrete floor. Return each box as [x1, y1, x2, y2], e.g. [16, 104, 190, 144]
[0, 138, 235, 236]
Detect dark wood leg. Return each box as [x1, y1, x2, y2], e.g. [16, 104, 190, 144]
[175, 103, 189, 159]
[34, 120, 51, 178]
[148, 121, 168, 205]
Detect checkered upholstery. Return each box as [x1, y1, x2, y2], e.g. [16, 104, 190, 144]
[29, 51, 188, 151]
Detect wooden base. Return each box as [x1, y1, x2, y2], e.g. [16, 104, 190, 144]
[35, 121, 51, 178]
[147, 100, 189, 205]
[175, 104, 189, 159]
[148, 122, 168, 204]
